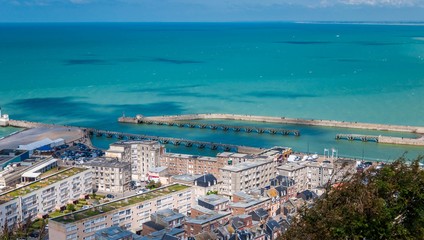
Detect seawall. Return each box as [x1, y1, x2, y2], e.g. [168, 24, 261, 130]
[139, 113, 424, 134]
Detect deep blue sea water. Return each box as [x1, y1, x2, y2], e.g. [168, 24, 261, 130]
[0, 22, 423, 160]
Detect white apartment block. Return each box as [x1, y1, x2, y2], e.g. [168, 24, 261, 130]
[83, 158, 131, 194]
[106, 141, 164, 182]
[0, 167, 92, 231]
[49, 184, 193, 240]
[277, 159, 357, 192]
[219, 160, 276, 197]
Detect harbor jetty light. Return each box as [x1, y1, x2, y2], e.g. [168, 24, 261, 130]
[0, 107, 10, 127]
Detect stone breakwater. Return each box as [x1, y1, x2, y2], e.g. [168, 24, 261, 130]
[135, 113, 424, 134]
[119, 114, 424, 146]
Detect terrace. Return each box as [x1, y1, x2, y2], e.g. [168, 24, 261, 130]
[51, 184, 190, 224]
[0, 167, 87, 204]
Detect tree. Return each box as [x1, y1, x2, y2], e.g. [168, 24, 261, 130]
[281, 157, 424, 240]
[66, 204, 76, 212]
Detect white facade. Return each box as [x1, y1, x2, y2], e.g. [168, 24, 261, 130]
[219, 160, 276, 197]
[0, 167, 92, 230]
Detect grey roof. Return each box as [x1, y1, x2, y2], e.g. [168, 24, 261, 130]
[198, 194, 228, 206]
[143, 221, 165, 231]
[172, 174, 201, 183]
[194, 174, 217, 187]
[221, 160, 272, 172]
[153, 208, 185, 222]
[140, 228, 184, 240]
[266, 219, 281, 232]
[186, 211, 231, 225]
[95, 226, 142, 240]
[84, 157, 130, 168]
[251, 208, 268, 219]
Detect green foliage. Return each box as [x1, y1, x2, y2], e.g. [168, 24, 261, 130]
[207, 190, 218, 195]
[66, 204, 76, 212]
[146, 180, 162, 189]
[281, 157, 424, 240]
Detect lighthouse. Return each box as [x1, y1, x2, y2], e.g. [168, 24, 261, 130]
[0, 107, 9, 127]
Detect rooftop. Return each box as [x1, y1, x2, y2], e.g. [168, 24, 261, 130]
[84, 158, 130, 168]
[152, 208, 185, 222]
[0, 167, 88, 204]
[171, 174, 201, 183]
[51, 184, 190, 224]
[186, 211, 231, 225]
[95, 226, 142, 240]
[277, 162, 307, 171]
[221, 160, 273, 172]
[198, 194, 229, 206]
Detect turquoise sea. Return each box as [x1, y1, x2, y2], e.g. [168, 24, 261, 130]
[0, 22, 424, 161]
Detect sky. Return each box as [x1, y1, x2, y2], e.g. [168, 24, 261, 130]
[0, 0, 423, 22]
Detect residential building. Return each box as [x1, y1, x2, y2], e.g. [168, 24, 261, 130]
[171, 174, 220, 200]
[219, 160, 276, 197]
[0, 167, 92, 231]
[277, 163, 308, 193]
[160, 153, 219, 177]
[147, 166, 168, 184]
[49, 184, 193, 240]
[105, 142, 131, 162]
[230, 192, 271, 216]
[184, 211, 231, 237]
[150, 208, 185, 228]
[128, 141, 164, 182]
[84, 158, 132, 193]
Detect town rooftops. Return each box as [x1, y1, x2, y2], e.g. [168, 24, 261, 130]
[230, 196, 269, 209]
[0, 167, 88, 204]
[84, 158, 130, 168]
[220, 160, 272, 172]
[21, 158, 58, 179]
[216, 152, 249, 158]
[140, 228, 184, 240]
[50, 184, 190, 224]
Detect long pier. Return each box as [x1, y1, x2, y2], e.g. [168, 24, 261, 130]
[336, 134, 379, 142]
[123, 113, 424, 134]
[130, 119, 300, 136]
[85, 128, 260, 152]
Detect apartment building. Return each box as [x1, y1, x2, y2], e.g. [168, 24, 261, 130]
[230, 192, 271, 216]
[219, 160, 276, 197]
[277, 159, 357, 192]
[0, 167, 92, 230]
[49, 184, 193, 240]
[105, 143, 131, 162]
[160, 153, 219, 177]
[84, 158, 132, 193]
[107, 141, 164, 182]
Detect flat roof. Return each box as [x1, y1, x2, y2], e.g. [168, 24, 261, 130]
[163, 153, 198, 159]
[21, 158, 58, 178]
[277, 163, 307, 171]
[185, 211, 231, 225]
[198, 195, 229, 206]
[51, 184, 190, 224]
[220, 160, 272, 172]
[0, 167, 88, 204]
[171, 174, 201, 183]
[84, 158, 130, 168]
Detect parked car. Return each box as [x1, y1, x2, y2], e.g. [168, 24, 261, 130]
[106, 194, 115, 199]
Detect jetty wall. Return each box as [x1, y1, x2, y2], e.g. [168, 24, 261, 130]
[142, 113, 424, 134]
[379, 136, 424, 146]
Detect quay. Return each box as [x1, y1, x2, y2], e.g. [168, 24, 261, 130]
[124, 113, 424, 134]
[120, 117, 300, 136]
